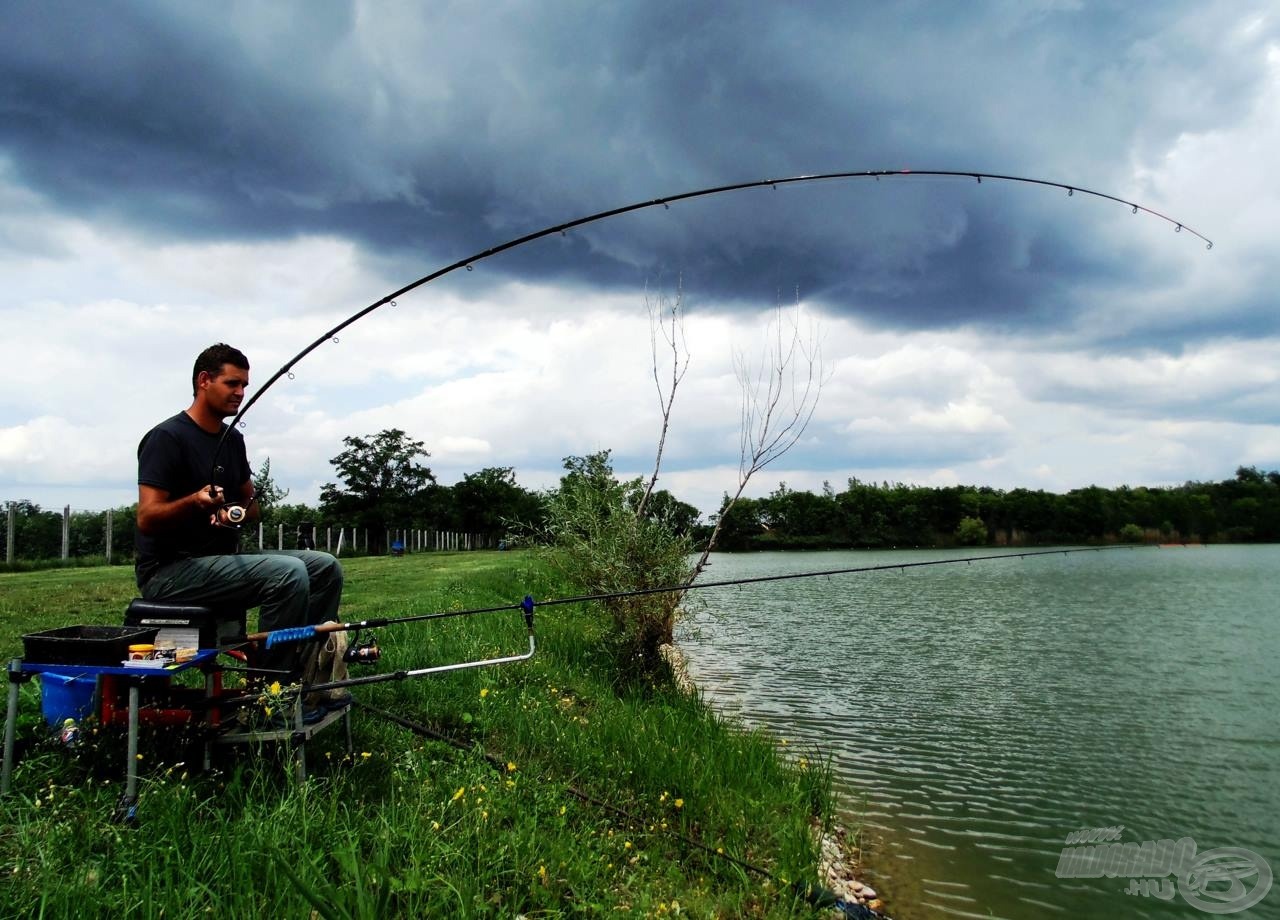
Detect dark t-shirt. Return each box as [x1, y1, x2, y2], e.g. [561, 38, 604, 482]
[135, 412, 252, 584]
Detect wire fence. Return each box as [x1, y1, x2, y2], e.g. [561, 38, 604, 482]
[2, 502, 499, 568]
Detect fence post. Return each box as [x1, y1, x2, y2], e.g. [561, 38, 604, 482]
[258, 522, 263, 550]
[105, 509, 113, 565]
[278, 523, 284, 550]
[7, 502, 15, 564]
[326, 526, 332, 553]
[61, 505, 70, 560]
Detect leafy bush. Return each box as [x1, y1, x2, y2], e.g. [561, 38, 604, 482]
[954, 515, 988, 546]
[1118, 523, 1147, 543]
[539, 452, 693, 684]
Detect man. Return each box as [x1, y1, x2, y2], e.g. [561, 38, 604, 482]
[135, 343, 343, 687]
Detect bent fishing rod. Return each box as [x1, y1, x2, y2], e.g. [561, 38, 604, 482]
[261, 545, 1139, 694]
[206, 168, 1212, 486]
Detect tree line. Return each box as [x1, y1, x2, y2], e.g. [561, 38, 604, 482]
[1, 431, 697, 563]
[708, 466, 1280, 549]
[5, 431, 1278, 564]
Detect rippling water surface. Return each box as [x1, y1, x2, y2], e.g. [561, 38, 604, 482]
[678, 545, 1280, 919]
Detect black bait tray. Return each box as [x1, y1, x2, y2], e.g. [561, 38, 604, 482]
[22, 625, 160, 666]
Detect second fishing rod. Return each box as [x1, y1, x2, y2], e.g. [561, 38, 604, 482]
[256, 544, 1138, 695]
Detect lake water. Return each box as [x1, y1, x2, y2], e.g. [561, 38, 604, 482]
[678, 545, 1279, 919]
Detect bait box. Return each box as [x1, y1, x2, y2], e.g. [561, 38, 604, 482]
[22, 625, 160, 666]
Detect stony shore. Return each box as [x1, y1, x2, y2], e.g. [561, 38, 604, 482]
[660, 644, 888, 917]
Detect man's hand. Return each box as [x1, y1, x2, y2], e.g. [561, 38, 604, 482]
[195, 485, 226, 510]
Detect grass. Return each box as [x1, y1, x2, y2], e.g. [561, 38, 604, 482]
[0, 551, 844, 918]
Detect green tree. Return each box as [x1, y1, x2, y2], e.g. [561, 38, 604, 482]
[710, 495, 764, 549]
[319, 429, 436, 549]
[634, 488, 700, 537]
[253, 456, 291, 530]
[451, 466, 546, 535]
[5, 501, 60, 560]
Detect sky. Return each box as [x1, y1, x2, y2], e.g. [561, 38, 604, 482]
[2, 0, 1278, 519]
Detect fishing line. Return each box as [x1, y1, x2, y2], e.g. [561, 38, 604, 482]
[356, 701, 888, 920]
[207, 169, 1212, 482]
[263, 544, 1138, 653]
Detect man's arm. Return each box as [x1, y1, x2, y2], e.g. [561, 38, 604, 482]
[137, 483, 227, 534]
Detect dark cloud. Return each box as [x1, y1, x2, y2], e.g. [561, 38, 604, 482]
[2, 0, 1273, 338]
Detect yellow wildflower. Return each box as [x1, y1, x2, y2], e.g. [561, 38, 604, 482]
[674, 798, 683, 809]
[269, 681, 282, 694]
[480, 688, 490, 699]
[451, 786, 466, 802]
[506, 761, 517, 772]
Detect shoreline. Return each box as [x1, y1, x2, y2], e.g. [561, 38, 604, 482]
[662, 643, 888, 917]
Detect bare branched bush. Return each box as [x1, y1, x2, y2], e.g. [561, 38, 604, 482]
[693, 297, 824, 578]
[541, 288, 823, 686]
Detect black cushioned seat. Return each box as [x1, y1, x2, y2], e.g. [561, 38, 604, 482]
[124, 598, 248, 649]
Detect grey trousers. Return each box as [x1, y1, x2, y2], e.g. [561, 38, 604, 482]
[141, 550, 344, 679]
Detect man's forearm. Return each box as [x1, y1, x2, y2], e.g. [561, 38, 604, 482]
[137, 485, 223, 534]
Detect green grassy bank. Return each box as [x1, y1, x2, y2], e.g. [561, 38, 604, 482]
[0, 552, 844, 918]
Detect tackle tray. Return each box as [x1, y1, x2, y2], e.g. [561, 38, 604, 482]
[21, 625, 160, 666]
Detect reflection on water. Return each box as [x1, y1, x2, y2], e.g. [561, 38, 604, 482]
[678, 546, 1280, 920]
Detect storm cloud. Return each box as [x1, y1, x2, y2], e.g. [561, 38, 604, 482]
[3, 1, 1271, 334]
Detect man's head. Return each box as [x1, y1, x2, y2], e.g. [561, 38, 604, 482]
[191, 343, 250, 418]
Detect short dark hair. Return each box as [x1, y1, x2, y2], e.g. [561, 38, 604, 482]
[192, 343, 249, 396]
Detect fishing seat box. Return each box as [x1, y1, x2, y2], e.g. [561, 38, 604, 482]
[123, 599, 247, 650]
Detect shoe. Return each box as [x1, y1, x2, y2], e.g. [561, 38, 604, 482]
[304, 689, 352, 712]
[322, 691, 353, 711]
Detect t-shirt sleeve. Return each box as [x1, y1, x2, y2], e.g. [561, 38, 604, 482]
[138, 429, 181, 492]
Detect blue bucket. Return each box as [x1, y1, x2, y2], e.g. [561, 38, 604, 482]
[38, 673, 96, 727]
